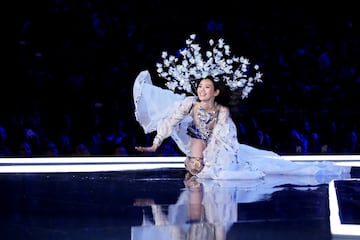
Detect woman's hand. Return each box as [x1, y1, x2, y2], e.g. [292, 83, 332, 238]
[135, 144, 159, 153]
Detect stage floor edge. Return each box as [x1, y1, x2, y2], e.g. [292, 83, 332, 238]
[0, 155, 359, 173]
[329, 179, 360, 239]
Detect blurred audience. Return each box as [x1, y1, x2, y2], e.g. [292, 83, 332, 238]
[2, 1, 359, 157]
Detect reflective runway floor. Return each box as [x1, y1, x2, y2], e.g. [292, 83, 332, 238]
[0, 156, 359, 240]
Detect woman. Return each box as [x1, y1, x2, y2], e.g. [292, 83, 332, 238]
[133, 34, 351, 179]
[133, 71, 350, 179]
[135, 75, 228, 175]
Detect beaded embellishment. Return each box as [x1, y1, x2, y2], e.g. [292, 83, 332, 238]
[187, 106, 218, 141]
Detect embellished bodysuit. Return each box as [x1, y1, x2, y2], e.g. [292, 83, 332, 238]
[185, 103, 219, 175]
[187, 104, 219, 142]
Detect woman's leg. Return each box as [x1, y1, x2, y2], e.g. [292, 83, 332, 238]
[185, 157, 205, 175]
[184, 138, 206, 175]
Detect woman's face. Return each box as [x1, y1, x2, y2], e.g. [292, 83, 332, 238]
[197, 78, 219, 101]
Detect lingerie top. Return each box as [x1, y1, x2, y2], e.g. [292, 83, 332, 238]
[186, 104, 219, 142]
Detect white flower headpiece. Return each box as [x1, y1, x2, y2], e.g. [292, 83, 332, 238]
[156, 34, 263, 99]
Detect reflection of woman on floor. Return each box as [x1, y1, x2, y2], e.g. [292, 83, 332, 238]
[132, 174, 331, 240]
[132, 177, 231, 240]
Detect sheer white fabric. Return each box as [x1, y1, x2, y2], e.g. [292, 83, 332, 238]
[134, 70, 192, 155]
[133, 70, 351, 180]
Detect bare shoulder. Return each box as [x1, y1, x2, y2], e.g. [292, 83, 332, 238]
[218, 104, 230, 113]
[179, 96, 198, 113]
[217, 105, 230, 119]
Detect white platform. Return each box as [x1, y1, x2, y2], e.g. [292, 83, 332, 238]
[0, 155, 359, 173]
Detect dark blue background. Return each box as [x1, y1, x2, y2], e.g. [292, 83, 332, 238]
[3, 0, 359, 157]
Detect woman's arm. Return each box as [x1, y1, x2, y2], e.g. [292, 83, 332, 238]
[212, 106, 239, 151]
[200, 106, 239, 170]
[135, 96, 195, 152]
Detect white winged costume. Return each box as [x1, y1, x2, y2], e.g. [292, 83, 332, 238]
[133, 70, 351, 180]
